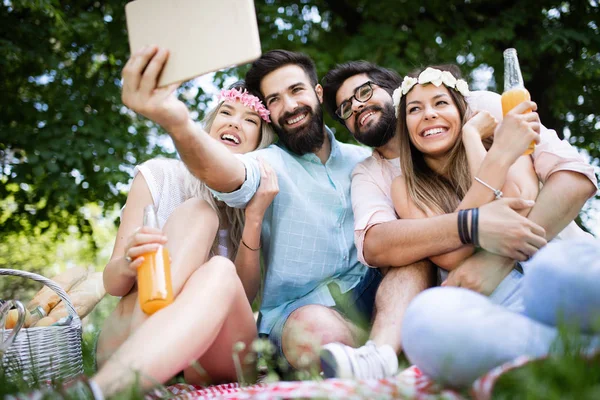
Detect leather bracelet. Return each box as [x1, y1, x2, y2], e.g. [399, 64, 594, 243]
[463, 209, 472, 244]
[458, 209, 471, 245]
[241, 238, 261, 251]
[471, 207, 480, 247]
[458, 209, 467, 244]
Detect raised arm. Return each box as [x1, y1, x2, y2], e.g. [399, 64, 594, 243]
[121, 46, 245, 192]
[234, 158, 279, 302]
[457, 101, 541, 209]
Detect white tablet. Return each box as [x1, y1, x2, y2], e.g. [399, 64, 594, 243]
[125, 0, 262, 87]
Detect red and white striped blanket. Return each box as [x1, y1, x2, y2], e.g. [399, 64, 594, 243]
[147, 357, 533, 400]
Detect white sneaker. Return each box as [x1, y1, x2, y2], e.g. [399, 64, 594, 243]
[320, 341, 399, 379]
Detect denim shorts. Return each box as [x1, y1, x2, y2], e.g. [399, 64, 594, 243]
[264, 267, 383, 369]
[489, 267, 525, 313]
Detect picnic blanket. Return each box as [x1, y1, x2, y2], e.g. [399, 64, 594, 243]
[146, 366, 460, 399]
[146, 359, 532, 400]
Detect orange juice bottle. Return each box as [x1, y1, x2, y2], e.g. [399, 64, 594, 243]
[501, 48, 534, 155]
[137, 204, 173, 315]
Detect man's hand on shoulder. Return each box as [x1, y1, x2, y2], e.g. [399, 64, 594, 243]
[121, 46, 191, 133]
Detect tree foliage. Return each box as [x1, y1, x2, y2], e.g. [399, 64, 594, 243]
[1, 0, 598, 240]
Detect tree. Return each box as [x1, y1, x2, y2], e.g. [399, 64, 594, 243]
[254, 1, 600, 154]
[1, 0, 598, 241]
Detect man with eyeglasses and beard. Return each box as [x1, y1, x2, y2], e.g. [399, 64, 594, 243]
[318, 61, 597, 379]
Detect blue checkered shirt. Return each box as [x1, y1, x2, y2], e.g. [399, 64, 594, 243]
[212, 128, 370, 335]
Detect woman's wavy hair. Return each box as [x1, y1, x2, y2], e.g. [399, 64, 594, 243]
[396, 64, 473, 215]
[182, 80, 275, 258]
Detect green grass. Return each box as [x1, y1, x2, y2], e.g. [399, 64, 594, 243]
[491, 353, 600, 400]
[491, 323, 600, 399]
[2, 299, 599, 399]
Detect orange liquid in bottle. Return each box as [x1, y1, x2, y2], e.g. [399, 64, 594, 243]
[501, 87, 534, 155]
[502, 48, 535, 156]
[137, 246, 173, 315]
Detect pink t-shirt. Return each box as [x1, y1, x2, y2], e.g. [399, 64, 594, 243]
[352, 91, 598, 267]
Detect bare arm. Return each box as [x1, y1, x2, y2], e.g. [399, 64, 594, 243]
[528, 170, 596, 240]
[456, 101, 541, 210]
[103, 174, 167, 297]
[363, 193, 545, 268]
[234, 159, 279, 303]
[363, 214, 463, 267]
[121, 46, 245, 193]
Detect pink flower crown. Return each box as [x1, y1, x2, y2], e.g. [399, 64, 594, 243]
[218, 88, 271, 123]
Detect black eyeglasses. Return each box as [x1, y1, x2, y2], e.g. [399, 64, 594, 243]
[336, 81, 375, 120]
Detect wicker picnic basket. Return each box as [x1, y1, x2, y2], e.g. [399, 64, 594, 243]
[0, 269, 84, 382]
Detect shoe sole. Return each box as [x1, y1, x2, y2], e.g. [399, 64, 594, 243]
[320, 345, 353, 379]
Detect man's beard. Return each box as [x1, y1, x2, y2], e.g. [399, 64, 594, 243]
[272, 103, 324, 156]
[352, 102, 396, 148]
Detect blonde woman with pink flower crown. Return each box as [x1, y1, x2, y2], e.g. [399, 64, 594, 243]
[89, 80, 277, 398]
[391, 64, 600, 387]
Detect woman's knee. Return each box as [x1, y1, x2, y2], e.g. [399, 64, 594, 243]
[187, 256, 243, 297]
[166, 198, 219, 233]
[402, 288, 485, 362]
[403, 287, 515, 386]
[404, 288, 458, 344]
[524, 238, 600, 331]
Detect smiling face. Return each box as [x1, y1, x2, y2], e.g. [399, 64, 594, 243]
[335, 73, 396, 148]
[260, 64, 324, 155]
[209, 100, 262, 154]
[404, 84, 461, 163]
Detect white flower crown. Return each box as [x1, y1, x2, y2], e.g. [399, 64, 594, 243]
[392, 67, 470, 117]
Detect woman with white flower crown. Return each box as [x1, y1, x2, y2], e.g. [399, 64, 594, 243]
[391, 64, 540, 278]
[391, 64, 600, 387]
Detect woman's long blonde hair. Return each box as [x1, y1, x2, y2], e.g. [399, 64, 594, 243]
[182, 81, 275, 258]
[396, 64, 472, 215]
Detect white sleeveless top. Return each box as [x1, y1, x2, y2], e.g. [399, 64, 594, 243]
[132, 158, 231, 259]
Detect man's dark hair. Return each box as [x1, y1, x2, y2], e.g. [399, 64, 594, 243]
[246, 50, 318, 98]
[321, 61, 402, 124]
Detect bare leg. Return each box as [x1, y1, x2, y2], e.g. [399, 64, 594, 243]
[370, 260, 436, 352]
[96, 198, 218, 368]
[281, 305, 363, 369]
[96, 291, 137, 368]
[128, 198, 218, 334]
[93, 256, 257, 397]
